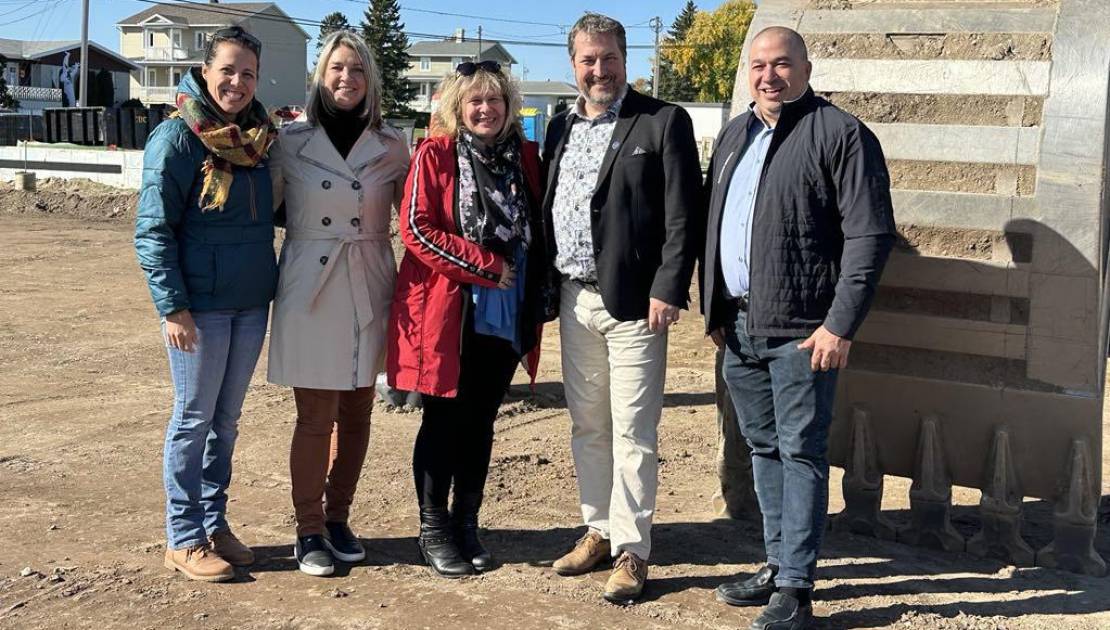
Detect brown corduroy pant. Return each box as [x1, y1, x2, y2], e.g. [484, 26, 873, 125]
[290, 387, 373, 537]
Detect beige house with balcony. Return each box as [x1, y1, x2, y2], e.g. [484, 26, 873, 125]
[405, 30, 516, 113]
[116, 1, 308, 107]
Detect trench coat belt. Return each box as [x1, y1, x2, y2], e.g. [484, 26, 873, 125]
[287, 228, 391, 331]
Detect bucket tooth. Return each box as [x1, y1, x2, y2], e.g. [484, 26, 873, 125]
[1036, 439, 1107, 576]
[899, 415, 965, 552]
[831, 406, 895, 539]
[968, 428, 1034, 566]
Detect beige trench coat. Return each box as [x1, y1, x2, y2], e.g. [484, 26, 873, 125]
[267, 121, 409, 389]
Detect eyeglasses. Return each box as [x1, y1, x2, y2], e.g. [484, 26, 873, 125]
[455, 60, 502, 76]
[211, 26, 262, 56]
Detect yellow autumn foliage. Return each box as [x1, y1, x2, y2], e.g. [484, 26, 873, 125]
[661, 0, 756, 102]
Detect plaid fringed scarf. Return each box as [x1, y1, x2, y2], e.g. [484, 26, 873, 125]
[172, 84, 276, 213]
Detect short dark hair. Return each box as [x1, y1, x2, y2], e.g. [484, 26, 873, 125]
[752, 26, 808, 62]
[567, 13, 627, 61]
[203, 26, 262, 68]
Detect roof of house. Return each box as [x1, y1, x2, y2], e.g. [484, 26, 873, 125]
[0, 38, 139, 70]
[116, 2, 308, 39]
[407, 40, 517, 65]
[519, 80, 578, 97]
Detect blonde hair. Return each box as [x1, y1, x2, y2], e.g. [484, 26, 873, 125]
[306, 30, 382, 128]
[430, 68, 523, 143]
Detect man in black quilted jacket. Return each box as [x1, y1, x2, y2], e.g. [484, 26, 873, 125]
[701, 27, 896, 630]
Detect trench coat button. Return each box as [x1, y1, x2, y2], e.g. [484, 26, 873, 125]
[321, 217, 331, 226]
[322, 180, 332, 190]
[320, 255, 328, 265]
[351, 217, 360, 227]
[351, 181, 362, 190]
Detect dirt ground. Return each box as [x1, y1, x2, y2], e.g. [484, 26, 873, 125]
[2, 181, 1110, 629]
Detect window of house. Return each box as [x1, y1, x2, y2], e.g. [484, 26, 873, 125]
[419, 57, 430, 71]
[147, 31, 155, 47]
[195, 31, 208, 50]
[420, 82, 430, 97]
[172, 70, 182, 85]
[172, 30, 182, 48]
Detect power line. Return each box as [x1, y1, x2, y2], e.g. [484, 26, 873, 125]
[0, 1, 36, 19]
[0, 0, 67, 27]
[126, 0, 701, 51]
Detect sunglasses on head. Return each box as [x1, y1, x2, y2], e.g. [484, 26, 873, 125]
[455, 60, 501, 76]
[211, 26, 262, 55]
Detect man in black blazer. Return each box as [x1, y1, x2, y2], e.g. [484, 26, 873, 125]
[541, 12, 702, 605]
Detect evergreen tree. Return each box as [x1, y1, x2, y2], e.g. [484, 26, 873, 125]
[360, 0, 416, 116]
[658, 1, 698, 103]
[317, 12, 352, 51]
[0, 64, 19, 110]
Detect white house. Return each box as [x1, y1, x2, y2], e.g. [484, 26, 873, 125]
[405, 29, 516, 113]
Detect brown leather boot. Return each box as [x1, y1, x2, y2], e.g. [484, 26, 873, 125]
[552, 530, 611, 576]
[164, 544, 235, 582]
[210, 529, 255, 567]
[604, 551, 648, 604]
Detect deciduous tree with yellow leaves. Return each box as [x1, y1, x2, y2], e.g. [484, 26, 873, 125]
[661, 0, 756, 103]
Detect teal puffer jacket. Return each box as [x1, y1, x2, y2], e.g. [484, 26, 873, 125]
[134, 79, 276, 317]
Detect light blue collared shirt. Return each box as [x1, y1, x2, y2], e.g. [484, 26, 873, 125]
[719, 110, 774, 298]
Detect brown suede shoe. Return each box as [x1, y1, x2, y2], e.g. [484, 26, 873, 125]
[552, 530, 611, 576]
[164, 544, 235, 582]
[210, 529, 255, 567]
[603, 551, 648, 604]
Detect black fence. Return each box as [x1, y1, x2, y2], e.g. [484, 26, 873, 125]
[4, 105, 177, 149]
[0, 114, 45, 146]
[103, 105, 174, 150]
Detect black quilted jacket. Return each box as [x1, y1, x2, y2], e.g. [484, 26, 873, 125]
[701, 89, 896, 340]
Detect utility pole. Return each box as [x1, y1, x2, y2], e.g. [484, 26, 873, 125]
[649, 16, 662, 99]
[78, 0, 90, 107]
[476, 26, 483, 61]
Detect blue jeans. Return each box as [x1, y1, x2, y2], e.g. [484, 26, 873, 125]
[162, 307, 268, 550]
[721, 308, 838, 589]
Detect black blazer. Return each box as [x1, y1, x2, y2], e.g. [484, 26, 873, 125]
[540, 88, 703, 322]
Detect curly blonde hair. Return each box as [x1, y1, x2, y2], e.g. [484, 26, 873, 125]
[430, 67, 523, 143]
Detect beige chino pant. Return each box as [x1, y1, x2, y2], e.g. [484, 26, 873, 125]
[559, 280, 668, 560]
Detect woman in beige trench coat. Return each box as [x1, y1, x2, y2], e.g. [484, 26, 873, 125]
[268, 31, 409, 577]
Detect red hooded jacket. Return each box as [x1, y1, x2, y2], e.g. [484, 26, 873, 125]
[387, 135, 544, 398]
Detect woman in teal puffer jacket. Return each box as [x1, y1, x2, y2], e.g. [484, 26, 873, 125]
[134, 26, 277, 583]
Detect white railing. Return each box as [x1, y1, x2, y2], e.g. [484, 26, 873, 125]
[140, 87, 178, 104]
[10, 86, 62, 102]
[143, 46, 190, 61]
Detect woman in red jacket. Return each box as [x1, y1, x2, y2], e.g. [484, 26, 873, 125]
[387, 61, 547, 578]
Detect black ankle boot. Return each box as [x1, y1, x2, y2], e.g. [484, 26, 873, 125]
[418, 506, 476, 578]
[451, 492, 494, 572]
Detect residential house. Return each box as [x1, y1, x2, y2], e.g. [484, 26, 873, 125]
[116, 1, 309, 107]
[405, 29, 516, 113]
[0, 38, 137, 111]
[519, 80, 577, 118]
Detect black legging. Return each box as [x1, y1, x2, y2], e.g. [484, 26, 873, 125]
[413, 321, 520, 508]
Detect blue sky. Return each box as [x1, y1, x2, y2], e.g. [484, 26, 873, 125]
[0, 0, 730, 84]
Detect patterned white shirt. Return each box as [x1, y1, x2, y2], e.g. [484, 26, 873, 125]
[550, 86, 628, 282]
